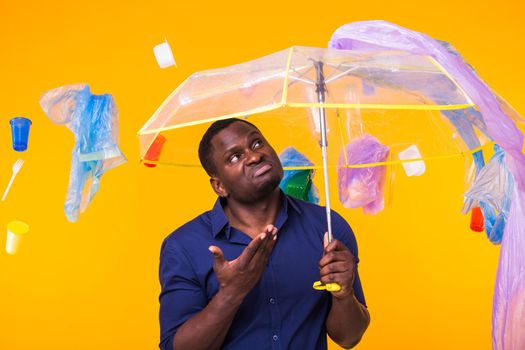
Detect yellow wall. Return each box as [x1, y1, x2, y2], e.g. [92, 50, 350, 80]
[1, 1, 524, 349]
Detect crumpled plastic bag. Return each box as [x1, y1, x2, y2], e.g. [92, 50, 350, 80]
[463, 145, 514, 244]
[329, 21, 525, 349]
[337, 134, 389, 214]
[40, 84, 127, 222]
[279, 147, 319, 204]
[493, 188, 525, 350]
[328, 20, 525, 191]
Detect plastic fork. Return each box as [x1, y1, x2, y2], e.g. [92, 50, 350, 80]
[2, 159, 24, 201]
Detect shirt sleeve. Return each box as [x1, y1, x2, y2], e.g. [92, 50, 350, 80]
[331, 210, 367, 308]
[159, 237, 208, 350]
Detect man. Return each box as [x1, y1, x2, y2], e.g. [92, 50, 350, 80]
[159, 118, 370, 350]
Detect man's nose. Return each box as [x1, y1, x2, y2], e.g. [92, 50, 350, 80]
[245, 149, 263, 165]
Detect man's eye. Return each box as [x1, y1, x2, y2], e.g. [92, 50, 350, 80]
[253, 140, 263, 149]
[229, 154, 240, 163]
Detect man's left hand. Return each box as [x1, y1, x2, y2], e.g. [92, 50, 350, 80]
[319, 232, 356, 300]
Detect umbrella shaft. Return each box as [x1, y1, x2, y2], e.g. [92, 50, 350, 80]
[314, 60, 333, 243]
[318, 102, 333, 243]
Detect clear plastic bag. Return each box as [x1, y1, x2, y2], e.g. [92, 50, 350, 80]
[337, 134, 389, 214]
[40, 84, 127, 222]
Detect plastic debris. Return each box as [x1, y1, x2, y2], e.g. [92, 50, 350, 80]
[279, 147, 319, 204]
[398, 145, 425, 177]
[338, 134, 389, 214]
[10, 117, 32, 152]
[2, 159, 24, 202]
[153, 39, 176, 68]
[5, 220, 29, 255]
[40, 84, 127, 222]
[463, 145, 513, 244]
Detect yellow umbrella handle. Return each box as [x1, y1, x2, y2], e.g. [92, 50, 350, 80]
[312, 281, 342, 292]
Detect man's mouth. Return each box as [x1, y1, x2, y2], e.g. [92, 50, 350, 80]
[253, 163, 272, 177]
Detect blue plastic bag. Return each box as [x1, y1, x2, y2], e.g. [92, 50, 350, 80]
[40, 84, 127, 222]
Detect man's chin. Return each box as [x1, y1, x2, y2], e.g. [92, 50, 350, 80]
[252, 174, 282, 198]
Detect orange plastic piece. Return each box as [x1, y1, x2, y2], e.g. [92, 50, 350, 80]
[144, 135, 167, 168]
[470, 207, 484, 232]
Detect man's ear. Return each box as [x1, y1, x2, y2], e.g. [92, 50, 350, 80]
[210, 177, 228, 198]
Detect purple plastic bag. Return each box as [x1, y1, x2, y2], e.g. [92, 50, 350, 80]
[329, 20, 525, 349]
[338, 134, 389, 215]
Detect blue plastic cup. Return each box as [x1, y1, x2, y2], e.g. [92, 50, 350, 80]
[10, 117, 32, 152]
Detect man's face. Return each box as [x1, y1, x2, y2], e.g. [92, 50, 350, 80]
[209, 121, 283, 203]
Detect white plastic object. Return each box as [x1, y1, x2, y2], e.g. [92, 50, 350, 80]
[5, 220, 29, 255]
[398, 145, 426, 176]
[2, 158, 24, 201]
[153, 39, 176, 68]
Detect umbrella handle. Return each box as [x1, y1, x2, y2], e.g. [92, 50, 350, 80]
[312, 281, 342, 292]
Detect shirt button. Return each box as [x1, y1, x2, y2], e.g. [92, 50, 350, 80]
[272, 334, 279, 341]
[269, 297, 276, 304]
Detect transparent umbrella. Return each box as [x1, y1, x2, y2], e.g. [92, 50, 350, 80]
[138, 45, 497, 290]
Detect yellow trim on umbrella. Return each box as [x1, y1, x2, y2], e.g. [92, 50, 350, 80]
[286, 102, 474, 110]
[139, 76, 192, 134]
[138, 104, 284, 136]
[281, 47, 295, 105]
[427, 56, 475, 106]
[138, 102, 475, 136]
[140, 142, 494, 168]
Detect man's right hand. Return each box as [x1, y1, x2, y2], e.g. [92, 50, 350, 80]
[208, 224, 278, 302]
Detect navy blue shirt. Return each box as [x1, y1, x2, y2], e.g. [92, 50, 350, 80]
[159, 194, 366, 350]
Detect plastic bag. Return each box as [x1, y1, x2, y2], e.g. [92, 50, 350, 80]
[279, 147, 319, 204]
[40, 84, 127, 222]
[463, 145, 513, 244]
[328, 20, 525, 190]
[493, 188, 525, 350]
[329, 21, 525, 348]
[337, 134, 389, 214]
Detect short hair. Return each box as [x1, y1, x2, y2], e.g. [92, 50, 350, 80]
[198, 118, 258, 175]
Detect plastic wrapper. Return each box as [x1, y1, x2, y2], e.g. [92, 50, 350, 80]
[40, 84, 127, 222]
[493, 188, 525, 349]
[463, 145, 514, 244]
[329, 20, 525, 349]
[329, 20, 525, 191]
[337, 134, 389, 214]
[279, 147, 319, 204]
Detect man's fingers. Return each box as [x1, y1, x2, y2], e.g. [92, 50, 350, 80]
[319, 261, 351, 277]
[324, 238, 346, 253]
[245, 225, 278, 268]
[320, 271, 354, 285]
[209, 246, 226, 271]
[238, 231, 268, 268]
[323, 232, 329, 249]
[319, 250, 355, 269]
[253, 225, 278, 259]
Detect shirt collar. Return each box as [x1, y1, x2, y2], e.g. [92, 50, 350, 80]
[210, 191, 302, 239]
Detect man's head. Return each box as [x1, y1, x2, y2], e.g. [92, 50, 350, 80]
[198, 118, 283, 202]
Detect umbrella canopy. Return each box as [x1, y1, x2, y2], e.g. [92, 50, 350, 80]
[139, 46, 492, 172]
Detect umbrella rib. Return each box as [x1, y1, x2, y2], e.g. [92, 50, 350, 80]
[288, 75, 316, 85]
[324, 66, 360, 84]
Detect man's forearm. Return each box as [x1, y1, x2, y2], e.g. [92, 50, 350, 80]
[326, 294, 370, 349]
[171, 290, 244, 350]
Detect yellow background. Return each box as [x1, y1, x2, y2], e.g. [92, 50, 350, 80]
[1, 1, 524, 349]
